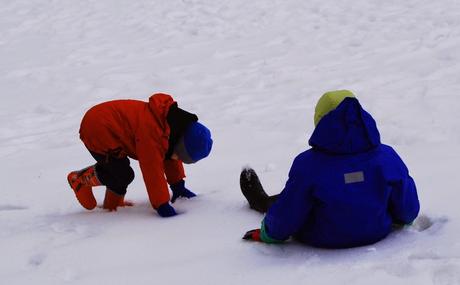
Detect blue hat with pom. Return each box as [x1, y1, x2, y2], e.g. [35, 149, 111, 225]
[174, 122, 213, 164]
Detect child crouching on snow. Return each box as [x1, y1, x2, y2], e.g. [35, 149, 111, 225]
[241, 90, 420, 248]
[67, 93, 213, 217]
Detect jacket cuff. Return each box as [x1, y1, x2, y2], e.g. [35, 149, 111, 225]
[260, 220, 283, 243]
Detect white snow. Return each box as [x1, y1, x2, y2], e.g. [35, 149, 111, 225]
[1, 0, 460, 284]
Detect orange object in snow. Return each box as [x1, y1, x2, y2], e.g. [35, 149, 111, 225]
[67, 165, 100, 210]
[79, 93, 186, 209]
[102, 189, 133, 211]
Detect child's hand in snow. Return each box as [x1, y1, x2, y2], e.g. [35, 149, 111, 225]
[242, 229, 262, 242]
[170, 180, 196, 203]
[157, 203, 177, 217]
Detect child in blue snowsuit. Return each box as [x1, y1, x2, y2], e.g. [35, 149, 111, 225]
[241, 90, 420, 248]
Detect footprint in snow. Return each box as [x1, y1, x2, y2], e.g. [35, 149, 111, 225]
[0, 205, 27, 211]
[28, 253, 46, 267]
[411, 214, 448, 233]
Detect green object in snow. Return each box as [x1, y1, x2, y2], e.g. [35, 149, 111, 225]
[260, 220, 283, 243]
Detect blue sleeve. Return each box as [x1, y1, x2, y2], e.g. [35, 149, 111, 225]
[263, 155, 312, 241]
[386, 148, 420, 224]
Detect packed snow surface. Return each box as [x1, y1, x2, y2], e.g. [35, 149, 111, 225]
[1, 0, 460, 284]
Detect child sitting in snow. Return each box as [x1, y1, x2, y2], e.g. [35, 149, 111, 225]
[67, 93, 213, 217]
[241, 90, 420, 248]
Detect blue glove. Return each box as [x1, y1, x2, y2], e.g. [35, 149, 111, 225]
[157, 203, 177, 217]
[170, 180, 196, 203]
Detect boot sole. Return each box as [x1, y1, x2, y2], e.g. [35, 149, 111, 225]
[240, 168, 269, 213]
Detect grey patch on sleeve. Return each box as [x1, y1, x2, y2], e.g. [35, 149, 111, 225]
[344, 171, 364, 184]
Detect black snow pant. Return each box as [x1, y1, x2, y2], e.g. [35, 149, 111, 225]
[254, 194, 279, 213]
[89, 150, 135, 196]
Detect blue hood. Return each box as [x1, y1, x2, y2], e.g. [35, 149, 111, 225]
[308, 97, 381, 154]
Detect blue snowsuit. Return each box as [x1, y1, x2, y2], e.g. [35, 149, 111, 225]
[263, 98, 420, 248]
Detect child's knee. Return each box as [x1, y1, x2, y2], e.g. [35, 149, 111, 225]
[113, 165, 134, 187]
[105, 168, 134, 196]
[123, 167, 135, 185]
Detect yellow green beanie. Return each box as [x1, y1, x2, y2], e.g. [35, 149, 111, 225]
[314, 90, 356, 126]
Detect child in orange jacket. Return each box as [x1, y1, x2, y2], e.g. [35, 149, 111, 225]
[67, 93, 213, 217]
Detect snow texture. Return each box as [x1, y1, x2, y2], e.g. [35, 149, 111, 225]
[1, 0, 460, 284]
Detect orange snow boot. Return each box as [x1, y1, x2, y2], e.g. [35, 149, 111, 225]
[103, 189, 134, 211]
[102, 189, 123, 211]
[67, 165, 101, 210]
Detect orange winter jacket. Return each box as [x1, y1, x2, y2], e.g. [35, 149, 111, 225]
[79, 93, 185, 209]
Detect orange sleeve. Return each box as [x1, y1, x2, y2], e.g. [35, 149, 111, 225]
[136, 140, 170, 209]
[164, 159, 186, 185]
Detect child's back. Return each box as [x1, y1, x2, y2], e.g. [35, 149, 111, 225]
[244, 91, 420, 248]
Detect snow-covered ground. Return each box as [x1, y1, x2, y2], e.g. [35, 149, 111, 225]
[1, 0, 460, 284]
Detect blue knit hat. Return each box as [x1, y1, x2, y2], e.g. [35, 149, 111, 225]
[174, 122, 213, 164]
